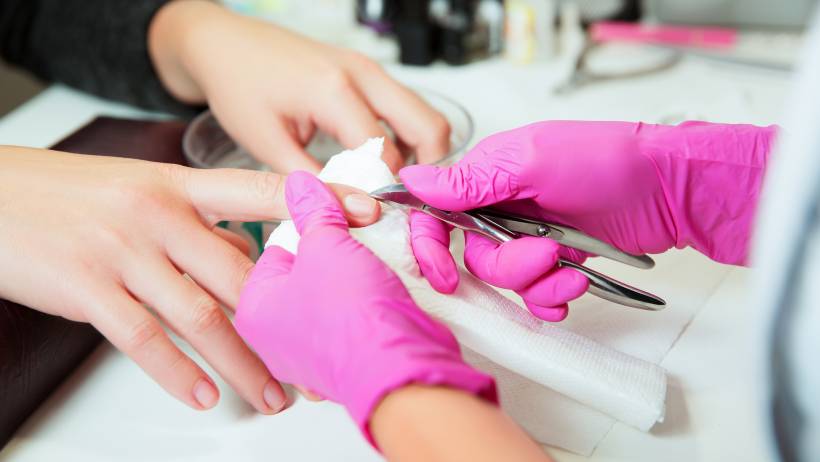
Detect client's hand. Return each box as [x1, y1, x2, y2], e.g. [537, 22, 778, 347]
[149, 0, 451, 173]
[400, 121, 776, 321]
[235, 172, 495, 443]
[0, 147, 379, 414]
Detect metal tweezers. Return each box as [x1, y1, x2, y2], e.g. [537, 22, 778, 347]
[371, 183, 665, 311]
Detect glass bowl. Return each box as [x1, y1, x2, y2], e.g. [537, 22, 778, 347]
[182, 88, 474, 259]
[182, 88, 474, 171]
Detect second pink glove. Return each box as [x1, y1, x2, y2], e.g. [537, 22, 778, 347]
[235, 172, 496, 447]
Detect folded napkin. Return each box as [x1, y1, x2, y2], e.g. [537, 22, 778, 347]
[266, 139, 667, 445]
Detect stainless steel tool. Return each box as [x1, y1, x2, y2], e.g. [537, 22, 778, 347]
[371, 183, 666, 311]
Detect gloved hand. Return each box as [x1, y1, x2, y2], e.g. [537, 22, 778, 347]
[400, 121, 776, 321]
[235, 172, 496, 446]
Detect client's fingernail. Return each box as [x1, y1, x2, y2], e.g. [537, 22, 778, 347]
[193, 379, 219, 409]
[263, 380, 286, 413]
[343, 193, 377, 217]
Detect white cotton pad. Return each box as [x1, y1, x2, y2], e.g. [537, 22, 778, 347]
[266, 138, 667, 435]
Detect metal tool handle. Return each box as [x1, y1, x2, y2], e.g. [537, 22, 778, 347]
[548, 223, 656, 270]
[472, 210, 655, 269]
[403, 204, 666, 311]
[460, 217, 666, 311]
[558, 260, 665, 311]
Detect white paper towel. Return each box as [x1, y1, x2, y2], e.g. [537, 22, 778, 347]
[266, 139, 667, 442]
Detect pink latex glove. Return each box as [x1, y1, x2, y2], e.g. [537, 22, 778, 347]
[400, 121, 776, 321]
[235, 171, 496, 446]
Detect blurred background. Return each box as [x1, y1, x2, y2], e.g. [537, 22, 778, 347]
[0, 63, 44, 117]
[1, 0, 816, 117]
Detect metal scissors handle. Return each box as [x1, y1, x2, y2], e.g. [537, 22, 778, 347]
[554, 41, 683, 95]
[471, 208, 655, 269]
[370, 184, 666, 311]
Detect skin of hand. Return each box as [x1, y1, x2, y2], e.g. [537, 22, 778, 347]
[0, 146, 380, 413]
[371, 385, 550, 462]
[234, 171, 496, 446]
[400, 120, 776, 321]
[148, 0, 451, 174]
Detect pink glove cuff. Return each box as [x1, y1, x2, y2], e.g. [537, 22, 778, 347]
[642, 121, 777, 265]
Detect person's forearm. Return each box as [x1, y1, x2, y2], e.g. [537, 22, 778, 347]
[371, 385, 550, 462]
[148, 0, 223, 104]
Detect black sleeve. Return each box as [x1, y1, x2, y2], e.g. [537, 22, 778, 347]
[0, 0, 202, 118]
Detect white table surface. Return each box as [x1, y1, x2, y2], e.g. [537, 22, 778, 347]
[0, 51, 792, 461]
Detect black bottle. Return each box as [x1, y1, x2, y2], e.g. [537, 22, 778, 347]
[394, 0, 438, 66]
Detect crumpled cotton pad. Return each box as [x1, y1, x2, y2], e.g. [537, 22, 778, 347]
[266, 139, 667, 445]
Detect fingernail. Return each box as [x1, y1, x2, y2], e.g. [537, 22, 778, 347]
[263, 380, 286, 413]
[193, 379, 219, 409]
[343, 193, 377, 217]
